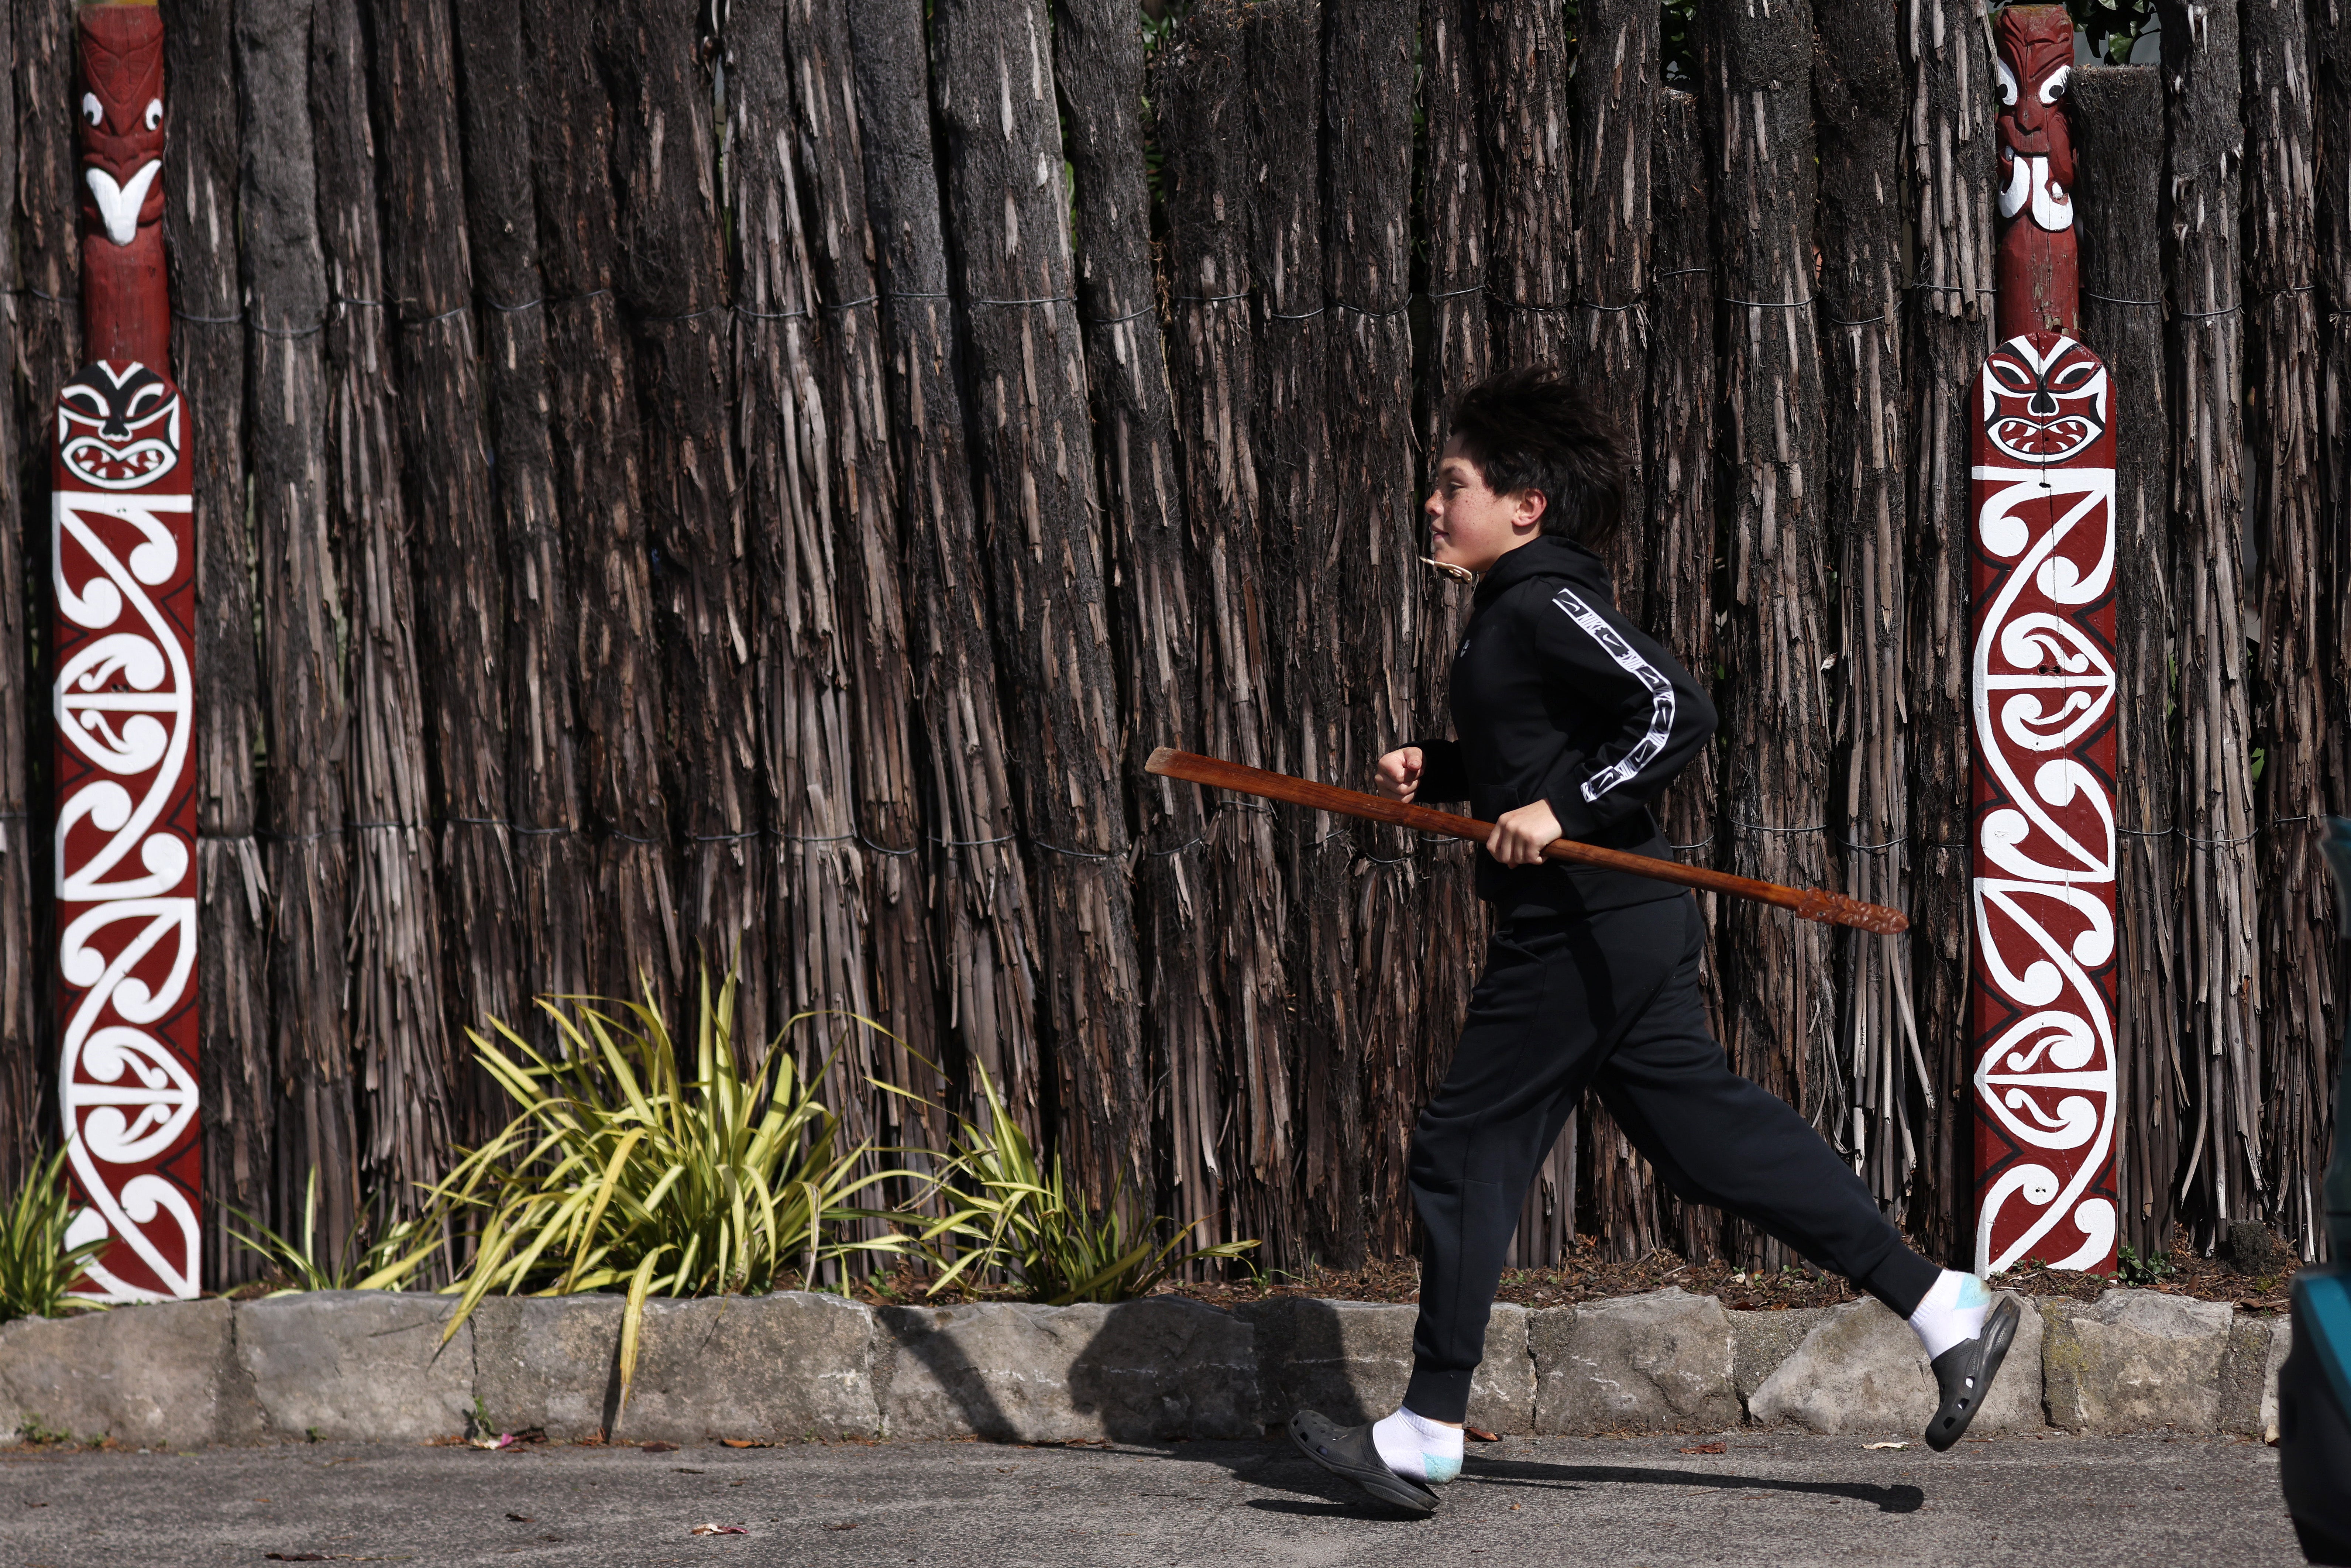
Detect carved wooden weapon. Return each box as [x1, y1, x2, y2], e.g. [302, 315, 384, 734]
[1146, 747, 1908, 935]
[55, 0, 200, 1302]
[1968, 5, 2120, 1278]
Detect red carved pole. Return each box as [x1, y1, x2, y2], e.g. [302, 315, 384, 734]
[1969, 6, 2120, 1276]
[55, 0, 199, 1301]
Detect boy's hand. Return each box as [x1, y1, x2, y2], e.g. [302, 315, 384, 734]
[1376, 747, 1425, 803]
[1487, 800, 1562, 867]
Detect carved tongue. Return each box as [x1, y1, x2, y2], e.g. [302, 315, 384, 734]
[86, 160, 160, 247]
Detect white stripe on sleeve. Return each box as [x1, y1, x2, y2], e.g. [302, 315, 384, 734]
[1551, 586, 1677, 803]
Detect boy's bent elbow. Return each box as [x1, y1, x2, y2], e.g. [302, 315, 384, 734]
[1683, 689, 1718, 746]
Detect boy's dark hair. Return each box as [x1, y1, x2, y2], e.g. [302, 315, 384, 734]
[1445, 367, 1627, 547]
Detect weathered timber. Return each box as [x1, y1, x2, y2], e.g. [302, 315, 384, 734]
[2073, 65, 2180, 1258]
[2320, 0, 2351, 945]
[311, 0, 455, 1211]
[1568, 0, 1656, 627]
[1814, 0, 1914, 1221]
[237, 0, 356, 1254]
[1703, 0, 1831, 1269]
[520, 0, 674, 1001]
[607, 0, 760, 1045]
[2159, 0, 2262, 1235]
[728, 0, 885, 1145]
[1243, 0, 1356, 1266]
[1414, 0, 1491, 1260]
[1643, 86, 1723, 1262]
[1059, 0, 1228, 1254]
[2243, 0, 2336, 1254]
[850, 0, 1042, 1137]
[930, 0, 1148, 1202]
[1326, 0, 1423, 1263]
[450, 0, 588, 1032]
[1471, 0, 1574, 364]
[164, 0, 271, 1280]
[1900, 0, 1994, 1256]
[0, 0, 33, 1196]
[770, 0, 936, 1137]
[365, 0, 517, 1111]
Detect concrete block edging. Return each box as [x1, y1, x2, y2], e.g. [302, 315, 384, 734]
[0, 1286, 2288, 1448]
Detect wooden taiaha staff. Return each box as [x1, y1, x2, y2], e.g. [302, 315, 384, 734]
[1147, 747, 1908, 935]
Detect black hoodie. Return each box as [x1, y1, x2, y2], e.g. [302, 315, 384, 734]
[1410, 534, 1716, 919]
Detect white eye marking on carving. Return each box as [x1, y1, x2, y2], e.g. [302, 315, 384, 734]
[127, 383, 165, 416]
[143, 98, 162, 131]
[1996, 60, 2018, 106]
[81, 92, 102, 127]
[2039, 65, 2070, 104]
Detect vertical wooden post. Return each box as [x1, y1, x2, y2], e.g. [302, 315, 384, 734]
[1056, 0, 1231, 1254]
[1471, 0, 1574, 366]
[2158, 0, 2262, 1238]
[365, 0, 517, 1110]
[1643, 86, 1723, 1260]
[1814, 0, 1914, 1220]
[451, 0, 589, 1033]
[54, 0, 200, 1297]
[2072, 64, 2180, 1259]
[0, 0, 38, 1199]
[2244, 0, 2337, 1254]
[1703, 0, 1831, 1271]
[1902, 0, 1995, 1258]
[1969, 6, 2120, 1276]
[929, 0, 1149, 1203]
[849, 0, 1044, 1139]
[166, 0, 271, 1283]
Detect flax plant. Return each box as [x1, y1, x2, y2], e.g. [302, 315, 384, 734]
[911, 1063, 1257, 1303]
[0, 1148, 109, 1322]
[221, 1168, 443, 1295]
[425, 973, 908, 1432]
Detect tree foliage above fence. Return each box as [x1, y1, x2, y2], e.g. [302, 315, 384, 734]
[0, 0, 2338, 1285]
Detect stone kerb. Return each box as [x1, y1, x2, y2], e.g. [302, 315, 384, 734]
[2040, 1289, 2234, 1433]
[1237, 1297, 1534, 1435]
[1746, 1292, 2046, 1436]
[624, 1293, 880, 1443]
[1531, 1286, 1738, 1434]
[235, 1291, 475, 1443]
[0, 1298, 258, 1448]
[877, 1297, 1258, 1443]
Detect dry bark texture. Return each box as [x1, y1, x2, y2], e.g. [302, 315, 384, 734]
[1900, 0, 1994, 1256]
[783, 0, 935, 1128]
[2159, 0, 2261, 1236]
[1058, 0, 1228, 1253]
[238, 0, 357, 1256]
[2073, 65, 2182, 1257]
[2241, 0, 2336, 1255]
[1471, 0, 1574, 364]
[929, 0, 1148, 1204]
[366, 0, 515, 1142]
[1813, 0, 1914, 1221]
[1415, 0, 1492, 1260]
[1325, 0, 1422, 1263]
[1642, 87, 1723, 1263]
[2325, 5, 2351, 854]
[850, 0, 1043, 1139]
[522, 0, 674, 1004]
[1703, 0, 1832, 1270]
[451, 0, 588, 1034]
[312, 0, 453, 1213]
[0, 0, 32, 1194]
[164, 0, 270, 1275]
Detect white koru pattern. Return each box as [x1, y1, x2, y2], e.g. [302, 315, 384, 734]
[54, 475, 197, 1302]
[1968, 457, 2118, 1276]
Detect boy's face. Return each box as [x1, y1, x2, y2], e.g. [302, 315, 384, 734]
[1426, 437, 1546, 575]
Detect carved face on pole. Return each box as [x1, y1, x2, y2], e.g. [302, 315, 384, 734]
[76, 10, 164, 252]
[1995, 9, 2075, 234]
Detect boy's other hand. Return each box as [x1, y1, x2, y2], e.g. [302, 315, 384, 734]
[1376, 747, 1424, 803]
[1487, 800, 1562, 867]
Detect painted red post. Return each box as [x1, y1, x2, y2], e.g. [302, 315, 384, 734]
[55, 0, 199, 1301]
[1969, 5, 2120, 1276]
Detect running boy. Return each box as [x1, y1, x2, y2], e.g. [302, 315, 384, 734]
[1287, 367, 2017, 1514]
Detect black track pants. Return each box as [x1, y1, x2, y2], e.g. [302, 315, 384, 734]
[1401, 894, 1941, 1423]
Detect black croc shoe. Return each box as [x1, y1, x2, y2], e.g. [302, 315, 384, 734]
[1286, 1409, 1440, 1515]
[1924, 1297, 2020, 1451]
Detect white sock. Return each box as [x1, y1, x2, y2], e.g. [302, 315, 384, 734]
[1370, 1406, 1464, 1485]
[1907, 1269, 1992, 1361]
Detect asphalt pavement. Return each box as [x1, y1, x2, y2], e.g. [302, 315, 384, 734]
[0, 1428, 2306, 1568]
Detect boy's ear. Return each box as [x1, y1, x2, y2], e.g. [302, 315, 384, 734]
[1513, 488, 1549, 532]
